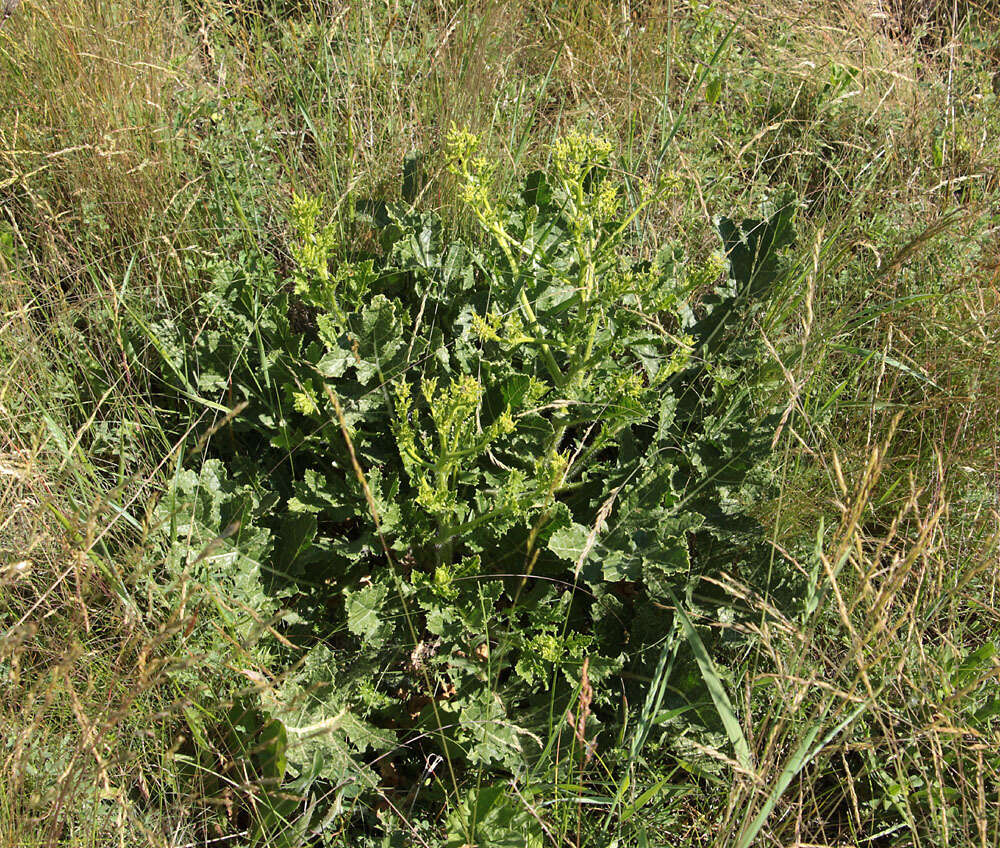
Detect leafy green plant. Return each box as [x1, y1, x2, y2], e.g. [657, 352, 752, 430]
[142, 129, 795, 840]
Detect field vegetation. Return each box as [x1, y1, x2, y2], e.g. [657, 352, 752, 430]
[1, 0, 999, 846]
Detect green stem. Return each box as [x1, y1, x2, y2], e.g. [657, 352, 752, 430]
[472, 198, 566, 388]
[436, 472, 454, 567]
[517, 287, 565, 387]
[577, 305, 602, 383]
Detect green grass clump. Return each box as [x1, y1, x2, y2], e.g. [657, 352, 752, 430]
[2, 0, 998, 846]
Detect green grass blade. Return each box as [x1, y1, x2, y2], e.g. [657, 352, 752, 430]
[736, 700, 871, 848]
[665, 588, 752, 770]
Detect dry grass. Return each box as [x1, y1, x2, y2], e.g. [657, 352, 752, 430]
[719, 430, 1000, 846]
[0, 0, 198, 290]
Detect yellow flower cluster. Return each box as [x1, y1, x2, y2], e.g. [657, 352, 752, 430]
[552, 131, 613, 182]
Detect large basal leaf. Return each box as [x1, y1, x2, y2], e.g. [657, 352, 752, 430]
[688, 198, 796, 351]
